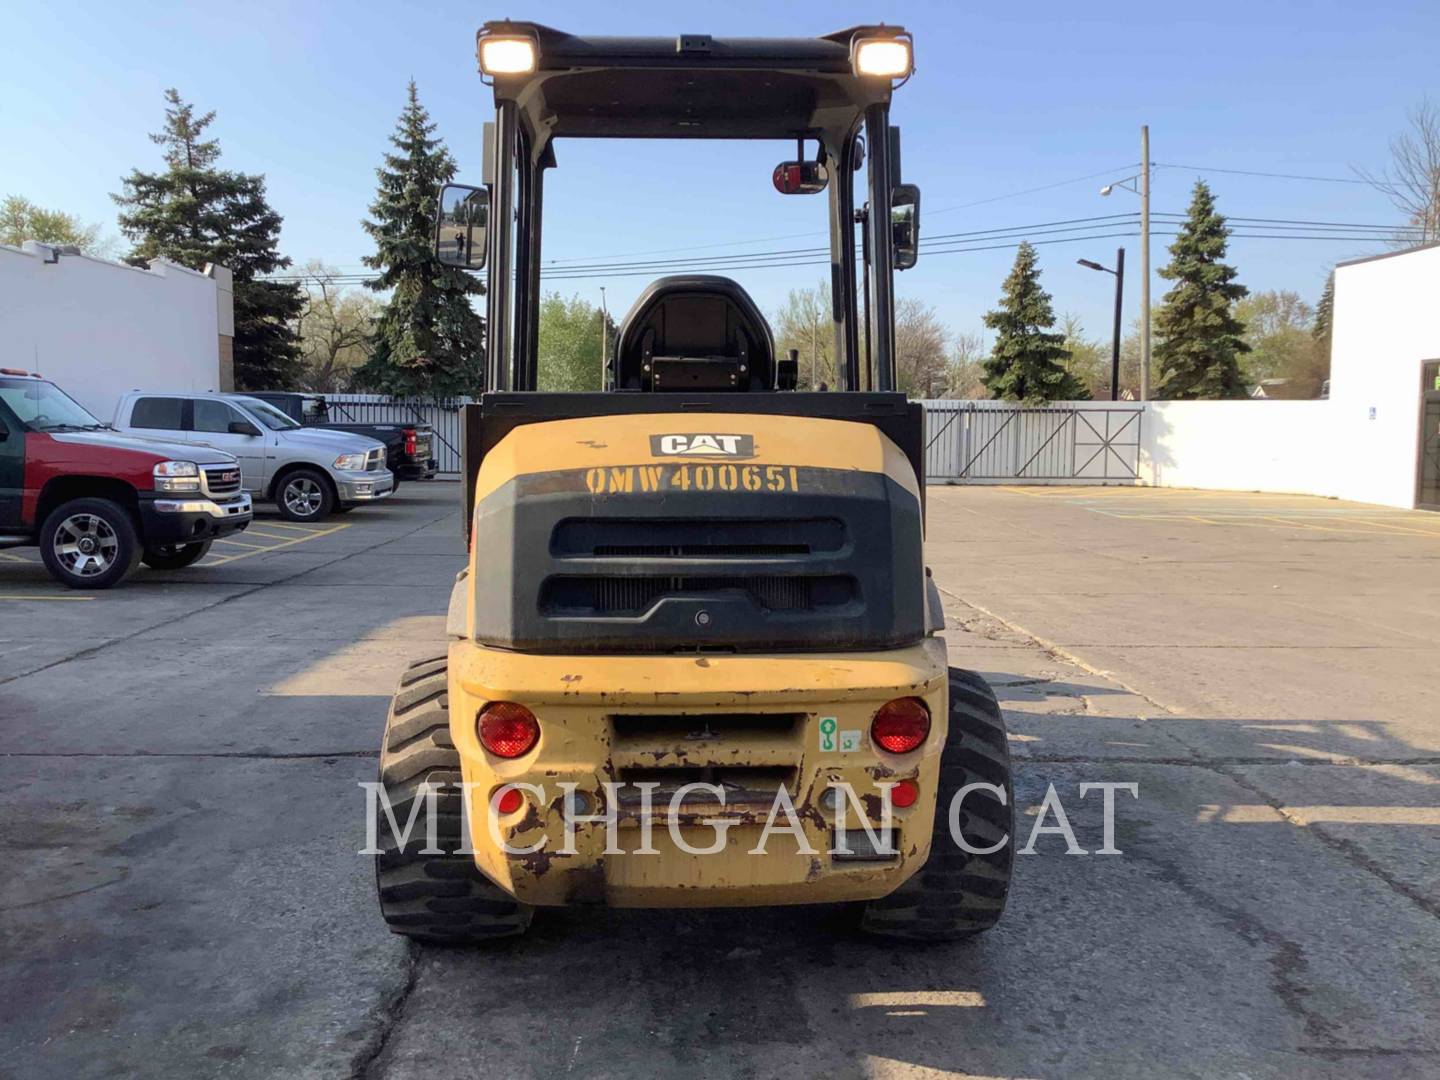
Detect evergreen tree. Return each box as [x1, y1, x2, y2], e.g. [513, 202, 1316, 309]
[1153, 181, 1250, 399]
[1312, 271, 1335, 363]
[113, 89, 303, 389]
[356, 81, 484, 397]
[981, 242, 1086, 403]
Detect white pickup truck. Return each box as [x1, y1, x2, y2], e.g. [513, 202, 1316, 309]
[112, 391, 394, 522]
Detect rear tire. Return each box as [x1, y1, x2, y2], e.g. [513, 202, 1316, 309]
[39, 497, 142, 590]
[860, 667, 1014, 941]
[274, 468, 334, 522]
[374, 655, 534, 943]
[142, 540, 212, 569]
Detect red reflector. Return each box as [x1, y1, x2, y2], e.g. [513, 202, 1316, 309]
[404, 428, 417, 455]
[870, 698, 931, 754]
[494, 786, 524, 815]
[890, 779, 919, 808]
[478, 702, 540, 758]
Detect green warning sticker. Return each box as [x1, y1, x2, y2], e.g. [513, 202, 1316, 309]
[839, 730, 861, 753]
[819, 716, 837, 752]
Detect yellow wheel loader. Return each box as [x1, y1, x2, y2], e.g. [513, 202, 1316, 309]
[373, 21, 1013, 942]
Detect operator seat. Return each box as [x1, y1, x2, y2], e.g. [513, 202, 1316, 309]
[611, 275, 776, 392]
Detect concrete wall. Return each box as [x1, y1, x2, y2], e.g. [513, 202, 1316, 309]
[0, 242, 222, 421]
[1330, 243, 1440, 509]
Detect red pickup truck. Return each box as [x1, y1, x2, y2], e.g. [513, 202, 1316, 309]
[0, 370, 253, 589]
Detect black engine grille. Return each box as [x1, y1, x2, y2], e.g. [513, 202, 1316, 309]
[540, 574, 855, 615]
[552, 517, 845, 559]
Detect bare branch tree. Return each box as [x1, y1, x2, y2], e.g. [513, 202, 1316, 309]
[294, 261, 379, 391]
[1357, 97, 1440, 245]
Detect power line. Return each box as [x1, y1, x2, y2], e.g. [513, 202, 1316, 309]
[1156, 162, 1372, 185]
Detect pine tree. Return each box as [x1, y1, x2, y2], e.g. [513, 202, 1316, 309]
[1312, 271, 1335, 363]
[113, 89, 303, 389]
[356, 81, 484, 397]
[981, 242, 1086, 404]
[1153, 181, 1250, 399]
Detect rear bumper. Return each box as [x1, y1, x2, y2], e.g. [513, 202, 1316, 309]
[140, 493, 252, 543]
[445, 637, 949, 908]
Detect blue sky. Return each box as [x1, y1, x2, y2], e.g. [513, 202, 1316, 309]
[5, 0, 1437, 347]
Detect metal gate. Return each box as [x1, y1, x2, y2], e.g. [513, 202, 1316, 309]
[924, 402, 1143, 482]
[323, 395, 471, 475]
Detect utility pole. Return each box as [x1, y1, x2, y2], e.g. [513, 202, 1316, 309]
[598, 286, 608, 391]
[1139, 124, 1151, 402]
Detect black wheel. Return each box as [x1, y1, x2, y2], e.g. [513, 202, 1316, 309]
[39, 497, 142, 590]
[142, 540, 213, 570]
[274, 468, 335, 522]
[374, 655, 534, 943]
[860, 667, 1014, 941]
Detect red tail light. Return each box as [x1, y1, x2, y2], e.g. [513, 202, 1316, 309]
[478, 702, 540, 758]
[889, 779, 920, 808]
[493, 785, 524, 815]
[404, 428, 417, 455]
[870, 698, 930, 754]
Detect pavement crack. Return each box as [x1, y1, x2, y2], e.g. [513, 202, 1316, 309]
[1218, 765, 1440, 923]
[351, 942, 419, 1079]
[1126, 843, 1339, 1046]
[938, 586, 1184, 716]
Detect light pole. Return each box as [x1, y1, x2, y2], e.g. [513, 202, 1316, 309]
[1100, 125, 1151, 400]
[1077, 249, 1125, 401]
[598, 286, 608, 391]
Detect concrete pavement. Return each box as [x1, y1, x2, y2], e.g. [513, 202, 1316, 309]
[2, 484, 1437, 1078]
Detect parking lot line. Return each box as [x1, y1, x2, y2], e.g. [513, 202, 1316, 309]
[0, 594, 94, 601]
[0, 552, 28, 563]
[203, 521, 350, 566]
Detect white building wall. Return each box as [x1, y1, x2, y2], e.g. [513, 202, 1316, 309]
[0, 242, 221, 422]
[1139, 400, 1336, 496]
[1329, 244, 1440, 509]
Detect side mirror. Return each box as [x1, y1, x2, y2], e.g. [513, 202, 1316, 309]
[772, 160, 829, 196]
[229, 420, 262, 437]
[892, 184, 920, 271]
[435, 184, 489, 270]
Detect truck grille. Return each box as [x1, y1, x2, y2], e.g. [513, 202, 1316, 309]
[365, 447, 385, 471]
[202, 466, 242, 496]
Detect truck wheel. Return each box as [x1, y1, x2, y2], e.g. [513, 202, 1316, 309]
[39, 497, 142, 590]
[142, 540, 213, 570]
[860, 667, 1014, 941]
[374, 655, 534, 943]
[275, 468, 334, 522]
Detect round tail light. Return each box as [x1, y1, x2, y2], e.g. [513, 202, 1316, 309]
[478, 702, 540, 758]
[492, 785, 524, 815]
[889, 779, 920, 808]
[870, 698, 930, 754]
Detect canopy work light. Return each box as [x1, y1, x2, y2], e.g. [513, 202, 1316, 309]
[852, 36, 912, 79]
[480, 36, 538, 75]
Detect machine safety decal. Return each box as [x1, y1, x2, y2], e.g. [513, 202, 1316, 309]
[584, 463, 800, 496]
[650, 433, 756, 458]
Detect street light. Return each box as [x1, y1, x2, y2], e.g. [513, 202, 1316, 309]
[1099, 125, 1151, 400]
[1077, 249, 1125, 401]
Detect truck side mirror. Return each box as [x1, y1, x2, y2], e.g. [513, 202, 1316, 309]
[892, 184, 920, 270]
[435, 184, 489, 270]
[772, 160, 829, 195]
[229, 420, 262, 437]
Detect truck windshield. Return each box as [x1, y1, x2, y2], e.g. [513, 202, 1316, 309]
[234, 396, 302, 431]
[0, 379, 106, 431]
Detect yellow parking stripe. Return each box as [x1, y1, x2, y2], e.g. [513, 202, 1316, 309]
[0, 552, 29, 562]
[212, 537, 273, 549]
[203, 522, 350, 566]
